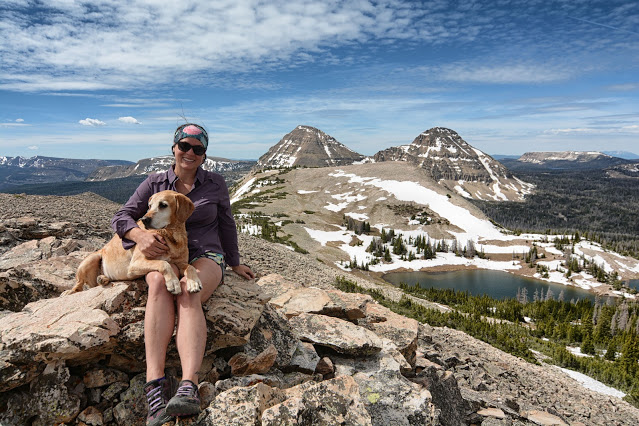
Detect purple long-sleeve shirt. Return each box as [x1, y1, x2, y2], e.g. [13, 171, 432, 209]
[111, 165, 240, 266]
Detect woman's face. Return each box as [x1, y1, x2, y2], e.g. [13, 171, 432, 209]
[174, 137, 206, 171]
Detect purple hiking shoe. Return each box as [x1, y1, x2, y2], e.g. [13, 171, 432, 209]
[144, 376, 177, 426]
[165, 379, 201, 416]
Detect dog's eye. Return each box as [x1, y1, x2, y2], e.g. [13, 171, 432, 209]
[159, 202, 168, 209]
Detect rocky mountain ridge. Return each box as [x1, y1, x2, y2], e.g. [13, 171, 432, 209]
[370, 127, 534, 201]
[501, 151, 632, 171]
[86, 155, 255, 181]
[1, 192, 638, 424]
[255, 125, 365, 169]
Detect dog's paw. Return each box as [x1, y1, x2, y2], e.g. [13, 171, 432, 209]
[186, 277, 202, 293]
[97, 275, 110, 286]
[166, 278, 182, 295]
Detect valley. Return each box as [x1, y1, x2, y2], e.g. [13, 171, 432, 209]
[231, 162, 639, 300]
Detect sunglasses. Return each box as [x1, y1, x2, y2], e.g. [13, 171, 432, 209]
[175, 141, 206, 156]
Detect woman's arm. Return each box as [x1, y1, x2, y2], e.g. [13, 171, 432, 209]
[111, 178, 168, 257]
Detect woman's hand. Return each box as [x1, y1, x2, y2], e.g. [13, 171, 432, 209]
[231, 264, 255, 280]
[126, 227, 168, 259]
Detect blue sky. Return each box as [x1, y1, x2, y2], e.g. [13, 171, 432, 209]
[0, 0, 637, 162]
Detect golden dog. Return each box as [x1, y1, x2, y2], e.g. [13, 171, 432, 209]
[70, 190, 201, 295]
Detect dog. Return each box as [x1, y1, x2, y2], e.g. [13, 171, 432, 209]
[69, 190, 202, 295]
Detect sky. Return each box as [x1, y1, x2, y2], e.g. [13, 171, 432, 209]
[0, 0, 637, 162]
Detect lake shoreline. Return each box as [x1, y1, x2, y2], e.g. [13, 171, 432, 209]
[373, 263, 626, 300]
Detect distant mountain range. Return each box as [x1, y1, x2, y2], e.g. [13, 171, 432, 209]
[499, 151, 633, 171]
[0, 156, 133, 191]
[0, 155, 255, 192]
[3, 129, 637, 198]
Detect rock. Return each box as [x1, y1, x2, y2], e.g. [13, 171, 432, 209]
[360, 301, 419, 365]
[287, 341, 320, 374]
[0, 239, 45, 270]
[478, 407, 507, 419]
[201, 382, 287, 425]
[112, 373, 147, 426]
[101, 381, 129, 401]
[261, 376, 373, 425]
[83, 367, 130, 388]
[245, 304, 299, 369]
[268, 284, 371, 320]
[0, 361, 82, 426]
[269, 287, 332, 318]
[332, 339, 436, 425]
[229, 344, 278, 376]
[524, 409, 568, 425]
[315, 356, 334, 377]
[0, 284, 126, 392]
[412, 369, 469, 426]
[203, 277, 271, 350]
[77, 406, 104, 425]
[289, 312, 383, 356]
[255, 273, 303, 296]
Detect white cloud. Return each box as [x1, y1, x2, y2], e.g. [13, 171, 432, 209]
[546, 128, 599, 134]
[28, 145, 38, 150]
[79, 118, 106, 126]
[118, 116, 141, 124]
[15, 118, 24, 122]
[434, 63, 573, 84]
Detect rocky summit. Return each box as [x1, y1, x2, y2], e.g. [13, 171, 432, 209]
[372, 127, 534, 201]
[1, 192, 639, 425]
[256, 125, 365, 169]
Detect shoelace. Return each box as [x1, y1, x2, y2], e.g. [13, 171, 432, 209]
[146, 385, 164, 412]
[176, 382, 197, 397]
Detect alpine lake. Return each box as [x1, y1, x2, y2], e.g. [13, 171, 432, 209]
[383, 269, 598, 303]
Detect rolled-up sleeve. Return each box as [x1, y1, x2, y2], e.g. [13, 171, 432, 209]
[111, 178, 155, 248]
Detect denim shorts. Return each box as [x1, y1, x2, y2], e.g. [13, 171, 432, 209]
[190, 252, 225, 285]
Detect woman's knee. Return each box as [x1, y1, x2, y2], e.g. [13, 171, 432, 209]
[146, 271, 171, 299]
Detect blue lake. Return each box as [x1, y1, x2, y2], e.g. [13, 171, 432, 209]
[628, 279, 639, 291]
[383, 269, 596, 302]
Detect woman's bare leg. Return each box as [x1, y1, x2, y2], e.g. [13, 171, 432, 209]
[144, 270, 176, 382]
[174, 258, 223, 383]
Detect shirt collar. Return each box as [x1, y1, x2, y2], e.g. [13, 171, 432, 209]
[168, 164, 205, 188]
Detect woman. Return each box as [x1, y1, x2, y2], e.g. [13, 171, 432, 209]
[111, 123, 254, 425]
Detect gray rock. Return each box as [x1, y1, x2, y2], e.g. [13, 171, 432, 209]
[289, 312, 383, 356]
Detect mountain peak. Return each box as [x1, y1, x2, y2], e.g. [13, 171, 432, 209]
[256, 125, 364, 169]
[372, 127, 533, 201]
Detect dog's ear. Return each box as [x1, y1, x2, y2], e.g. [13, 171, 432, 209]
[175, 193, 195, 223]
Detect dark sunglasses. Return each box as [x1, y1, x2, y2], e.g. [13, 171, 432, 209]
[175, 141, 206, 156]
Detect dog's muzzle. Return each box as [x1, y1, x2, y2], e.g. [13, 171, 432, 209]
[141, 216, 153, 228]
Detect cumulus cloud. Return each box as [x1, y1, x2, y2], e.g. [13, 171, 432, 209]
[28, 145, 38, 150]
[118, 116, 141, 124]
[79, 118, 106, 126]
[16, 118, 24, 122]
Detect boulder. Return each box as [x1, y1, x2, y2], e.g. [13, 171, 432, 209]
[289, 313, 383, 356]
[201, 382, 287, 425]
[0, 361, 82, 426]
[203, 278, 271, 350]
[261, 376, 373, 425]
[0, 284, 126, 391]
[360, 301, 419, 365]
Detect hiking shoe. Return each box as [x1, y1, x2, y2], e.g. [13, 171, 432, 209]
[144, 376, 177, 426]
[165, 379, 201, 416]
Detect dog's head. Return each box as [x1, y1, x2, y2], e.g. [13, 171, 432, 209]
[141, 190, 195, 229]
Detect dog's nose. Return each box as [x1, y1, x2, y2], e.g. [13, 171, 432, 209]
[141, 216, 152, 228]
